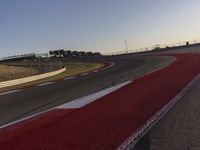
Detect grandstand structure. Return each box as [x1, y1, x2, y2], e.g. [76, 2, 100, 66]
[0, 53, 36, 62]
[0, 49, 102, 62]
[49, 49, 101, 58]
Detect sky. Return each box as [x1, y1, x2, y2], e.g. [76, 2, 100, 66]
[1, 0, 200, 57]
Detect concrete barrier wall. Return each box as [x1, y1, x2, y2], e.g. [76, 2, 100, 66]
[0, 67, 66, 89]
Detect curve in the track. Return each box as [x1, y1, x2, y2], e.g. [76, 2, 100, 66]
[0, 57, 145, 126]
[1, 54, 200, 150]
[0, 62, 114, 95]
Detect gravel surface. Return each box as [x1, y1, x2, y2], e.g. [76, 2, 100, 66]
[150, 77, 200, 150]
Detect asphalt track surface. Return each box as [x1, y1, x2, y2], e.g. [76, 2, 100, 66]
[0, 53, 200, 150]
[0, 55, 172, 126]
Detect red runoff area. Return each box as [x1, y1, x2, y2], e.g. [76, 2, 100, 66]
[0, 54, 200, 150]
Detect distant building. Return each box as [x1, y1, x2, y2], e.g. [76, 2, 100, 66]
[153, 44, 161, 50]
[36, 53, 49, 58]
[49, 49, 65, 58]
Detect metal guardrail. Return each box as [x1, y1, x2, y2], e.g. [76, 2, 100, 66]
[103, 40, 200, 56]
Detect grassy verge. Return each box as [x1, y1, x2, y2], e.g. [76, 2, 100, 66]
[0, 62, 103, 92]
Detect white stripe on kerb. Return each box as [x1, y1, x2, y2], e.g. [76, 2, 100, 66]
[82, 73, 90, 76]
[38, 82, 54, 87]
[56, 81, 132, 109]
[0, 107, 55, 129]
[0, 90, 21, 96]
[64, 77, 75, 80]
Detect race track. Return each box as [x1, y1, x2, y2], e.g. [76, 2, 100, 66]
[0, 55, 171, 126]
[0, 53, 200, 149]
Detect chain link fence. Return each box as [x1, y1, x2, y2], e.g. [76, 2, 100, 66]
[0, 60, 63, 82]
[103, 40, 200, 56]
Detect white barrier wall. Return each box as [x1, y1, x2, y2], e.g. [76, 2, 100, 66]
[0, 68, 66, 89]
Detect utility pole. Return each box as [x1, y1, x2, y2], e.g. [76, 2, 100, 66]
[125, 40, 128, 53]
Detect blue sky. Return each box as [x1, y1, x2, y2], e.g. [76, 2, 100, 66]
[1, 0, 200, 57]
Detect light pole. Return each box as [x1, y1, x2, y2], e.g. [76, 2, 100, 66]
[125, 40, 128, 53]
